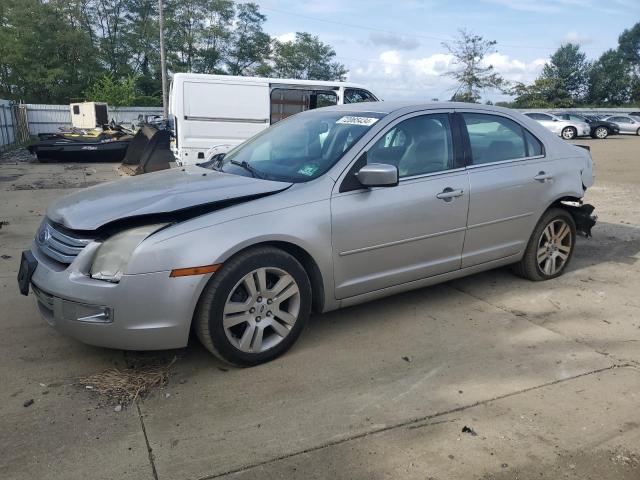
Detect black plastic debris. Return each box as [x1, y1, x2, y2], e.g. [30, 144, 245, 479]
[23, 399, 34, 407]
[462, 425, 478, 436]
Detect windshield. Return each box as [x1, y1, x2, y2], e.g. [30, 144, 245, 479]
[219, 110, 386, 182]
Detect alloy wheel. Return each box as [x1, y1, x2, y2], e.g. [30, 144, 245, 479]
[537, 219, 573, 276]
[595, 127, 608, 139]
[222, 267, 301, 353]
[562, 127, 576, 140]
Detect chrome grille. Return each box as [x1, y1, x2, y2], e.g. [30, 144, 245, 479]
[36, 220, 93, 264]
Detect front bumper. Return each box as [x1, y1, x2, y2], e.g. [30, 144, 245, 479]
[28, 241, 207, 350]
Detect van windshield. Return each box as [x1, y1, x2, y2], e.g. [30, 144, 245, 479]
[219, 110, 385, 182]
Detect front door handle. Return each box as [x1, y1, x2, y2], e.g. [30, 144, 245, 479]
[534, 171, 553, 182]
[436, 188, 464, 201]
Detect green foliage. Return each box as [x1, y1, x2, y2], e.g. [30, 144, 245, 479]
[0, 0, 100, 103]
[508, 24, 640, 109]
[85, 75, 137, 106]
[539, 43, 589, 104]
[587, 49, 631, 105]
[225, 3, 271, 75]
[0, 0, 348, 105]
[442, 29, 507, 103]
[270, 32, 347, 81]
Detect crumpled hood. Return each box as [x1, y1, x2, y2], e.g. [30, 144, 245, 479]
[47, 166, 292, 231]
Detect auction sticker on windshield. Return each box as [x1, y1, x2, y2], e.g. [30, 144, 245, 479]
[336, 116, 379, 126]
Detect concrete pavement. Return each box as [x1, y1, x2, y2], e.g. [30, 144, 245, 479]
[1, 137, 639, 479]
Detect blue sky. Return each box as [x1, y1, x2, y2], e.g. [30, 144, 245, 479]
[250, 0, 640, 101]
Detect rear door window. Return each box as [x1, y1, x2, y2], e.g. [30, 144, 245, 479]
[462, 113, 528, 165]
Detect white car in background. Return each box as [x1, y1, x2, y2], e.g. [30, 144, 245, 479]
[523, 112, 590, 140]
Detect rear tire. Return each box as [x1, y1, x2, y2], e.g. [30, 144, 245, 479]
[636, 128, 640, 136]
[511, 208, 576, 281]
[194, 247, 312, 366]
[561, 127, 577, 140]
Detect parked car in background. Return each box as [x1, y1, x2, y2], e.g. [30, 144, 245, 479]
[19, 102, 596, 366]
[553, 112, 620, 139]
[629, 111, 640, 118]
[602, 115, 640, 135]
[168, 73, 379, 165]
[523, 112, 590, 140]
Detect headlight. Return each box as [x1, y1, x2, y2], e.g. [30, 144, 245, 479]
[90, 224, 168, 282]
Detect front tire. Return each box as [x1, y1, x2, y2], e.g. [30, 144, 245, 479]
[593, 126, 608, 139]
[194, 247, 312, 366]
[561, 127, 577, 140]
[512, 208, 576, 281]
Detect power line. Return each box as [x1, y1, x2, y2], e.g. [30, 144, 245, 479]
[260, 5, 602, 52]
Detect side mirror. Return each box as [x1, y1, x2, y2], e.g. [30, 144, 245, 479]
[356, 163, 398, 188]
[552, 118, 559, 122]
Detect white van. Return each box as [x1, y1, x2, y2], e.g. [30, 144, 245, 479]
[168, 73, 378, 165]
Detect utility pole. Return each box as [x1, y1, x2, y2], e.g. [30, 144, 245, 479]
[158, 0, 168, 119]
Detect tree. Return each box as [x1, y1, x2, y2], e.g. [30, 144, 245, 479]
[225, 2, 271, 75]
[270, 32, 347, 80]
[539, 43, 589, 104]
[586, 49, 631, 105]
[618, 23, 640, 71]
[91, 0, 134, 78]
[85, 74, 137, 106]
[165, 0, 208, 73]
[508, 78, 571, 108]
[0, 0, 101, 103]
[197, 0, 235, 73]
[442, 29, 506, 103]
[618, 22, 640, 102]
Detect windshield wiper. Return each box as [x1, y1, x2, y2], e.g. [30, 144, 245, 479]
[229, 160, 265, 179]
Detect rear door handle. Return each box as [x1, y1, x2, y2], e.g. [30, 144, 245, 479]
[533, 171, 553, 182]
[436, 188, 464, 201]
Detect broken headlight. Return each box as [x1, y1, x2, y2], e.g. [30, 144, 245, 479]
[90, 224, 168, 282]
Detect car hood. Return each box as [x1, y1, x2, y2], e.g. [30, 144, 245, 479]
[47, 166, 292, 231]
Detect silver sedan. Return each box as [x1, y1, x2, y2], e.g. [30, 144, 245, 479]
[602, 115, 640, 135]
[19, 102, 596, 366]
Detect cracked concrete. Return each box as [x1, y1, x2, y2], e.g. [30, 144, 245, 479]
[1, 137, 640, 479]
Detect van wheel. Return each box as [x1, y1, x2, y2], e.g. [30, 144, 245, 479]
[512, 208, 576, 281]
[561, 127, 577, 140]
[195, 247, 311, 366]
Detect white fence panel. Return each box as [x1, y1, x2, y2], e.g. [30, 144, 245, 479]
[25, 104, 71, 135]
[25, 104, 163, 135]
[0, 100, 16, 151]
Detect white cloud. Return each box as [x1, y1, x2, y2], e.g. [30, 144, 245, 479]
[348, 50, 548, 102]
[481, 53, 547, 83]
[562, 31, 593, 45]
[274, 32, 296, 43]
[408, 53, 456, 76]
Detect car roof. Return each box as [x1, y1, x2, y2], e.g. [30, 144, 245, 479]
[322, 101, 526, 116]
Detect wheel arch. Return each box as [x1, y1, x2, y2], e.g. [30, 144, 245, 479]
[210, 239, 327, 314]
[545, 195, 596, 237]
